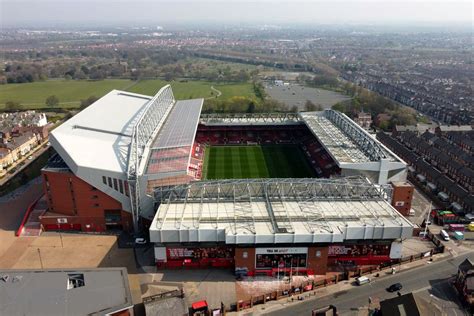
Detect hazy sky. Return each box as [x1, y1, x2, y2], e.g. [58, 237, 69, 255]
[1, 0, 472, 27]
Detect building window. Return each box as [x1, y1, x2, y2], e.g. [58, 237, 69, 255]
[67, 274, 85, 290]
[102, 176, 106, 185]
[118, 179, 124, 194]
[107, 177, 112, 188]
[93, 203, 100, 207]
[113, 178, 118, 191]
[91, 195, 98, 199]
[124, 181, 129, 197]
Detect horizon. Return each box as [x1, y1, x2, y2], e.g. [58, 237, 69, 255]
[1, 0, 472, 28]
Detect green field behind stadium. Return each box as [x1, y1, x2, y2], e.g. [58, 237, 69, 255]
[203, 145, 315, 179]
[0, 79, 254, 109]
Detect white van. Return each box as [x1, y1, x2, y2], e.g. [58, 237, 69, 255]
[356, 276, 371, 285]
[440, 229, 450, 241]
[409, 209, 415, 216]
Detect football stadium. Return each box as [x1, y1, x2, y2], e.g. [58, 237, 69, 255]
[41, 85, 413, 275]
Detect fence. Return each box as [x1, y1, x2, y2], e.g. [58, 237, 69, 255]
[230, 243, 445, 313]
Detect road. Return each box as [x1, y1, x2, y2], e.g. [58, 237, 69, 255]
[265, 253, 473, 316]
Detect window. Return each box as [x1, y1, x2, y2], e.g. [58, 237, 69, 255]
[118, 179, 124, 194]
[67, 274, 85, 290]
[91, 195, 98, 200]
[102, 176, 106, 185]
[124, 181, 129, 197]
[107, 177, 112, 188]
[93, 203, 100, 207]
[113, 178, 118, 191]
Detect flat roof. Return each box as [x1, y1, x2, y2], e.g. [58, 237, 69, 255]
[51, 90, 151, 174]
[150, 178, 413, 245]
[0, 268, 132, 316]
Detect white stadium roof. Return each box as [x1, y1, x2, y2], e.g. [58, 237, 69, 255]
[150, 178, 414, 245]
[50, 90, 152, 174]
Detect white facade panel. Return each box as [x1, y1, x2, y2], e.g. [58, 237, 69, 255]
[161, 230, 180, 243]
[255, 234, 276, 244]
[179, 230, 190, 243]
[154, 247, 167, 261]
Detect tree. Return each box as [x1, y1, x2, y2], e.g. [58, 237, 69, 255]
[5, 101, 22, 111]
[45, 95, 59, 107]
[80, 96, 99, 110]
[304, 100, 323, 111]
[290, 105, 299, 113]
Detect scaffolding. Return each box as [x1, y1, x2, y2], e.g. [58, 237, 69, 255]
[127, 85, 175, 232]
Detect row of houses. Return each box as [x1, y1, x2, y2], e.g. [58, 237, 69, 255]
[377, 131, 474, 214]
[0, 112, 51, 172]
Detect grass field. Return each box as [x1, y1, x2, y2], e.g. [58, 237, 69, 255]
[0, 79, 255, 109]
[203, 145, 315, 179]
[0, 79, 133, 109]
[128, 79, 254, 100]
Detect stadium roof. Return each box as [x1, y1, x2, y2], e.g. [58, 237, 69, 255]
[0, 268, 132, 316]
[150, 178, 413, 245]
[50, 90, 151, 174]
[146, 99, 203, 177]
[300, 110, 399, 164]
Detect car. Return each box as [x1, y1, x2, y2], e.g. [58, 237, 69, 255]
[387, 283, 403, 292]
[134, 237, 147, 245]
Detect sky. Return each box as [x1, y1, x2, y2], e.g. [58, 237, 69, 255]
[1, 0, 472, 28]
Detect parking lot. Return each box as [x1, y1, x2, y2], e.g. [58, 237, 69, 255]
[264, 83, 350, 110]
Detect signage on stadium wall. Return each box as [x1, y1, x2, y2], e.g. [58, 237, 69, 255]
[255, 247, 308, 255]
[328, 244, 391, 257]
[167, 247, 234, 259]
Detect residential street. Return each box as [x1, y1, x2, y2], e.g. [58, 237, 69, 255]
[262, 253, 473, 316]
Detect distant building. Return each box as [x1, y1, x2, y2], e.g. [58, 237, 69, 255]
[354, 112, 372, 129]
[374, 113, 392, 127]
[0, 268, 133, 316]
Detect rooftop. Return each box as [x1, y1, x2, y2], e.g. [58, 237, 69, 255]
[146, 99, 203, 177]
[0, 268, 132, 316]
[300, 110, 400, 164]
[150, 178, 413, 245]
[50, 90, 152, 174]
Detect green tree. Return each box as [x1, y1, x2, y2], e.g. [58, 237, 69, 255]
[80, 96, 99, 110]
[290, 105, 299, 113]
[45, 95, 59, 107]
[4, 101, 22, 111]
[304, 100, 323, 111]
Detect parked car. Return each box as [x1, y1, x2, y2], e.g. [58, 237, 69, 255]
[356, 276, 371, 285]
[387, 283, 403, 292]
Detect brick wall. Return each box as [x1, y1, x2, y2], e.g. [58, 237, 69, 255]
[391, 182, 414, 216]
[307, 246, 329, 275]
[41, 170, 132, 232]
[235, 248, 256, 269]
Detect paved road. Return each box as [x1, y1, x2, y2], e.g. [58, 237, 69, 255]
[265, 253, 473, 316]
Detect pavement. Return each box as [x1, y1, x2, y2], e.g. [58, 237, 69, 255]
[234, 251, 474, 316]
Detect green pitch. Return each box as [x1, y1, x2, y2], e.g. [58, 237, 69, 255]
[203, 145, 315, 179]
